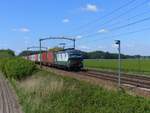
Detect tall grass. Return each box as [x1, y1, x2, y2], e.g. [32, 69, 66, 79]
[11, 70, 150, 113]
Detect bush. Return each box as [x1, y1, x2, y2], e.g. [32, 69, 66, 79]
[0, 49, 15, 58]
[0, 58, 9, 74]
[0, 58, 36, 79]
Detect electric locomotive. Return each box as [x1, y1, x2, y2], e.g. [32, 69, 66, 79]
[26, 48, 83, 70]
[55, 48, 83, 70]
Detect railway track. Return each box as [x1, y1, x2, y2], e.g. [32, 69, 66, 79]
[78, 69, 150, 89]
[41, 65, 150, 90]
[88, 69, 150, 80]
[0, 73, 22, 113]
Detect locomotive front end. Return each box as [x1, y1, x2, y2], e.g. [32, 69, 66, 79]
[68, 50, 83, 70]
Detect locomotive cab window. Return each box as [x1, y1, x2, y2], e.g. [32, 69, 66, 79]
[69, 53, 82, 58]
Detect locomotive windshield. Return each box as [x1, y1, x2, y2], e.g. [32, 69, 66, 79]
[69, 51, 82, 59]
[70, 53, 81, 57]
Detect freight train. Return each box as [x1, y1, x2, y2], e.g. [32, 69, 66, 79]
[25, 48, 83, 70]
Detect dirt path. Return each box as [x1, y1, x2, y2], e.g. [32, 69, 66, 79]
[0, 73, 23, 113]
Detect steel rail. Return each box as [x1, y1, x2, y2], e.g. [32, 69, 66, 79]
[78, 71, 150, 89]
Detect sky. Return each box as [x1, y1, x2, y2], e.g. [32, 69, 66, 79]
[0, 0, 150, 55]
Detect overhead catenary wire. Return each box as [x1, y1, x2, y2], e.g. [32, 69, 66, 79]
[127, 10, 150, 21]
[63, 0, 146, 47]
[63, 0, 149, 50]
[100, 10, 150, 29]
[72, 0, 148, 38]
[75, 11, 149, 43]
[77, 27, 150, 45]
[77, 15, 150, 40]
[65, 0, 137, 35]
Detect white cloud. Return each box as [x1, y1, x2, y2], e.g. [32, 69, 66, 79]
[83, 4, 99, 12]
[12, 27, 30, 32]
[75, 35, 82, 39]
[20, 28, 30, 32]
[98, 29, 108, 33]
[62, 18, 70, 23]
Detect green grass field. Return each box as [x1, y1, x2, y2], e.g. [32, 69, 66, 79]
[11, 70, 150, 113]
[84, 59, 150, 75]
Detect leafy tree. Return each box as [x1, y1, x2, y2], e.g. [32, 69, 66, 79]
[48, 47, 63, 52]
[0, 49, 15, 58]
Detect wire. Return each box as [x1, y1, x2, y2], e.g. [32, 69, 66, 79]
[73, 0, 148, 38]
[65, 0, 137, 35]
[102, 10, 150, 28]
[111, 17, 150, 31]
[77, 27, 150, 44]
[127, 10, 150, 21]
[78, 15, 150, 40]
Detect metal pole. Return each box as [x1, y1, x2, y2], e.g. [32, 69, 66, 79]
[39, 39, 42, 68]
[138, 55, 141, 74]
[115, 40, 121, 88]
[118, 41, 121, 88]
[73, 39, 76, 49]
[46, 47, 48, 63]
[59, 43, 66, 49]
[27, 48, 29, 60]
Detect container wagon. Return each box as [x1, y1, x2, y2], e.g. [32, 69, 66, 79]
[26, 48, 83, 70]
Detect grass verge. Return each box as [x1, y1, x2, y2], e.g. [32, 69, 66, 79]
[11, 70, 150, 113]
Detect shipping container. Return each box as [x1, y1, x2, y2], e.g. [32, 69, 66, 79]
[28, 55, 32, 61]
[47, 51, 54, 65]
[42, 52, 47, 63]
[25, 48, 83, 70]
[31, 55, 36, 61]
[35, 54, 38, 62]
[38, 54, 40, 62]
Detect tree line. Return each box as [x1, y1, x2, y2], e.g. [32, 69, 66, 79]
[18, 49, 149, 59]
[1, 49, 147, 59]
[81, 51, 146, 59]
